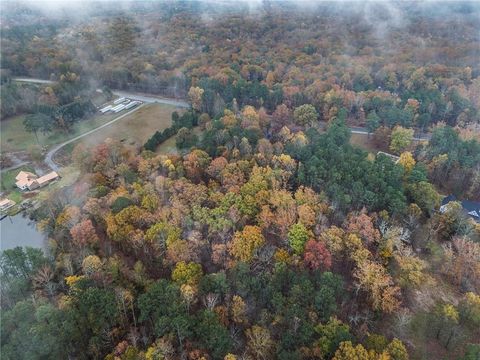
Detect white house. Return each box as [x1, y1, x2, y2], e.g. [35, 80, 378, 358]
[15, 171, 39, 190]
[15, 170, 59, 191]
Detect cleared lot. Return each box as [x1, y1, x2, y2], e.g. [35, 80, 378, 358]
[74, 103, 182, 148]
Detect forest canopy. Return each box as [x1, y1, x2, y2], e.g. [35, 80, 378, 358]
[1, 1, 480, 360]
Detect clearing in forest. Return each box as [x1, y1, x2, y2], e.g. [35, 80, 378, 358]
[75, 103, 183, 149]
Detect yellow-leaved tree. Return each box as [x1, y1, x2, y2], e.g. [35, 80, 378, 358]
[398, 151, 416, 174]
[188, 86, 204, 112]
[229, 225, 265, 263]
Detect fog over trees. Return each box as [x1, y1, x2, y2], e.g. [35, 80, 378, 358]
[1, 1, 479, 360]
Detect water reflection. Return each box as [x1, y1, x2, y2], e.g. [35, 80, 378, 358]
[0, 212, 46, 252]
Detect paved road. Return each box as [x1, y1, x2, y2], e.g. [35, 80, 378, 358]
[13, 77, 189, 108]
[0, 161, 30, 174]
[349, 126, 430, 141]
[44, 104, 145, 172]
[13, 77, 54, 84]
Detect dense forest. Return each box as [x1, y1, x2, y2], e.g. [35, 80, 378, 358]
[1, 1, 480, 360]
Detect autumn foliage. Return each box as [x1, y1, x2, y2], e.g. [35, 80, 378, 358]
[2, 2, 480, 359]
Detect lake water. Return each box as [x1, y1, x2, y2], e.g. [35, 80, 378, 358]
[0, 212, 47, 252]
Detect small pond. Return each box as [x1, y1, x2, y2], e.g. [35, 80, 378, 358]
[0, 212, 47, 252]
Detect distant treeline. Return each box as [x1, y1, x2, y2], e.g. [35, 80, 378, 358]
[2, 3, 480, 130]
[0, 71, 98, 120]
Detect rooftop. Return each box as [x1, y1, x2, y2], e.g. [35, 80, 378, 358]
[37, 171, 59, 185]
[15, 171, 36, 182]
[441, 195, 480, 222]
[0, 198, 15, 206]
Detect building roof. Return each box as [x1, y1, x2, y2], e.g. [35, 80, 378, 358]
[0, 198, 15, 207]
[441, 194, 456, 206]
[15, 177, 38, 189]
[462, 200, 480, 220]
[37, 171, 59, 185]
[441, 195, 480, 222]
[15, 170, 58, 190]
[15, 171, 37, 181]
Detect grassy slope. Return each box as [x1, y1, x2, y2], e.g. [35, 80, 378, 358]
[1, 109, 118, 153]
[74, 103, 182, 148]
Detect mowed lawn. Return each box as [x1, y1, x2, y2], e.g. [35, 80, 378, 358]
[0, 164, 80, 204]
[1, 111, 118, 152]
[75, 103, 182, 148]
[0, 164, 36, 203]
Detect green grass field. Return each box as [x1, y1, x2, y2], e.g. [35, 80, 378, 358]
[0, 165, 36, 203]
[156, 135, 178, 154]
[1, 165, 35, 191]
[349, 133, 424, 155]
[1, 110, 118, 153]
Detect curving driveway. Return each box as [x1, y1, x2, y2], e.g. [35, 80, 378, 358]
[13, 78, 190, 171]
[44, 104, 146, 172]
[44, 92, 189, 171]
